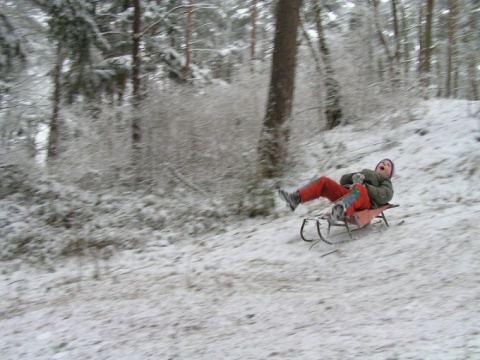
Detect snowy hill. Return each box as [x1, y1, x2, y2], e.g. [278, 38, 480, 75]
[1, 99, 480, 359]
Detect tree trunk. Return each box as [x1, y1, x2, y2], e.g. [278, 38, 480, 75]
[312, 0, 342, 129]
[250, 0, 257, 72]
[371, 0, 397, 86]
[132, 0, 142, 180]
[424, 0, 434, 75]
[391, 0, 401, 67]
[183, 0, 193, 80]
[401, 5, 409, 76]
[47, 42, 63, 161]
[300, 12, 321, 74]
[419, 0, 434, 87]
[417, 3, 424, 73]
[257, 0, 302, 178]
[445, 0, 457, 98]
[465, 1, 478, 100]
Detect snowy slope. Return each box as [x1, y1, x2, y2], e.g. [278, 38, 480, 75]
[1, 99, 480, 359]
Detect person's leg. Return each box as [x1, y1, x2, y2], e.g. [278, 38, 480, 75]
[298, 176, 349, 203]
[344, 184, 372, 216]
[279, 178, 371, 214]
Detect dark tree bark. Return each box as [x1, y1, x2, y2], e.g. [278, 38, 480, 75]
[424, 0, 435, 75]
[132, 0, 142, 179]
[250, 0, 258, 72]
[391, 0, 401, 67]
[465, 1, 478, 100]
[419, 0, 435, 87]
[258, 0, 302, 178]
[445, 0, 457, 98]
[417, 3, 424, 72]
[47, 43, 63, 161]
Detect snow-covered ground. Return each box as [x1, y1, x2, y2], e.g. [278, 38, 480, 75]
[1, 99, 480, 359]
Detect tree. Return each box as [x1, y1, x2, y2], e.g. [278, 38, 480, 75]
[47, 43, 64, 160]
[0, 12, 26, 104]
[132, 0, 142, 180]
[401, 4, 410, 76]
[391, 0, 401, 64]
[45, 0, 109, 160]
[445, 0, 457, 98]
[464, 0, 479, 100]
[258, 0, 302, 178]
[183, 0, 194, 80]
[312, 0, 342, 129]
[250, 0, 258, 72]
[370, 0, 399, 86]
[419, 0, 435, 88]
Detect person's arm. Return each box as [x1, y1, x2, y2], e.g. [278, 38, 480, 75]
[365, 181, 394, 205]
[340, 173, 354, 186]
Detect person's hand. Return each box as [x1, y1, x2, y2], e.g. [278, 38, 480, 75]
[352, 172, 365, 184]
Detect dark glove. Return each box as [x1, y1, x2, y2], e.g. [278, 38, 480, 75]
[352, 172, 365, 184]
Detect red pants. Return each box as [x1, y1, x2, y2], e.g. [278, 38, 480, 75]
[298, 176, 372, 216]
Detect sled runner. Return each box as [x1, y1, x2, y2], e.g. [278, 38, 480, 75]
[300, 203, 399, 245]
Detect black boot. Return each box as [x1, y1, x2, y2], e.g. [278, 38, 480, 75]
[278, 189, 301, 211]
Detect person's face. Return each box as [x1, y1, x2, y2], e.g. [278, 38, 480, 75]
[376, 160, 393, 178]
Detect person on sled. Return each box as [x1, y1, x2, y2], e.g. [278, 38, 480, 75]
[278, 159, 395, 224]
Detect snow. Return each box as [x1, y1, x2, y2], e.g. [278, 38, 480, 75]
[1, 99, 480, 359]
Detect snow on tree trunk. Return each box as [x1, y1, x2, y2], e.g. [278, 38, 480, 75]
[183, 0, 193, 80]
[313, 0, 342, 130]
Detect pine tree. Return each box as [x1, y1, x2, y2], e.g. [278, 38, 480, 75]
[258, 0, 302, 178]
[45, 0, 109, 160]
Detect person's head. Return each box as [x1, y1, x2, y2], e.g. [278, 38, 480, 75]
[375, 159, 394, 178]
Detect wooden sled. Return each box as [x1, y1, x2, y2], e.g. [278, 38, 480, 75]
[300, 204, 399, 244]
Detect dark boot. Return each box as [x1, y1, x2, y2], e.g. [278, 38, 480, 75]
[278, 189, 301, 211]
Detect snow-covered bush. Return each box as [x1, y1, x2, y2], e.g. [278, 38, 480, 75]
[0, 164, 233, 265]
[0, 164, 28, 199]
[229, 176, 276, 218]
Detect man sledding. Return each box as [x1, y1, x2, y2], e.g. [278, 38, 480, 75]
[278, 159, 397, 243]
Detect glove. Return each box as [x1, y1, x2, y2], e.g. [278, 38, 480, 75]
[352, 172, 365, 184]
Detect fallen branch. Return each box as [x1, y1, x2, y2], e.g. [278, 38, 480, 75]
[165, 163, 209, 196]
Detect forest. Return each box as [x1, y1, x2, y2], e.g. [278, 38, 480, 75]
[1, 0, 479, 213]
[1, 2, 480, 357]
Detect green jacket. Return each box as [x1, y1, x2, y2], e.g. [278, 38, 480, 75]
[340, 169, 394, 208]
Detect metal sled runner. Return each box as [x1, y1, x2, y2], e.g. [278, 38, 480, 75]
[300, 204, 399, 245]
